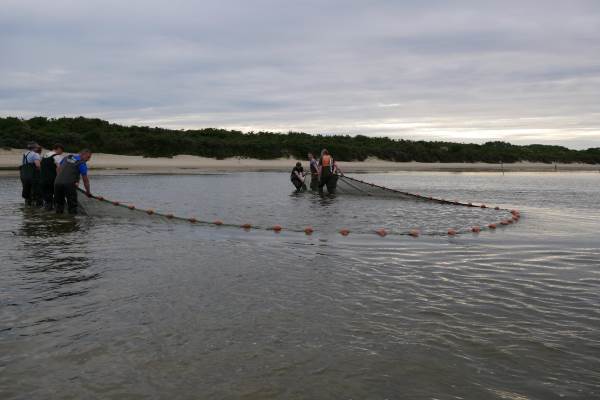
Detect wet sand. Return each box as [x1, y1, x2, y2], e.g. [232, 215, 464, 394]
[1, 149, 598, 175]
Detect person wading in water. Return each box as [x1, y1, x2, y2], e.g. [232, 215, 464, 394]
[290, 161, 307, 192]
[318, 149, 342, 194]
[40, 143, 65, 211]
[307, 152, 319, 191]
[19, 142, 42, 206]
[54, 149, 92, 215]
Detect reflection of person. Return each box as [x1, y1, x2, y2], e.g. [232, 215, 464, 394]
[40, 143, 65, 211]
[290, 162, 307, 192]
[308, 153, 319, 191]
[54, 149, 92, 215]
[19, 142, 42, 206]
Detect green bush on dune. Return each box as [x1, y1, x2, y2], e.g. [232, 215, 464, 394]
[1, 116, 599, 163]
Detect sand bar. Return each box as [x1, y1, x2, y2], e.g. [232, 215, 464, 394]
[1, 149, 599, 175]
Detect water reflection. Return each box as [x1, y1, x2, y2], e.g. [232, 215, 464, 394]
[16, 207, 98, 302]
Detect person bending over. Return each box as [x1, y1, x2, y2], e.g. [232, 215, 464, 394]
[54, 149, 92, 215]
[290, 162, 307, 192]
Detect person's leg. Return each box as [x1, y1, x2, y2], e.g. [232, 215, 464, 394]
[292, 177, 303, 192]
[326, 175, 338, 194]
[66, 185, 78, 215]
[54, 183, 66, 214]
[21, 179, 33, 205]
[42, 182, 53, 210]
[32, 173, 42, 207]
[310, 174, 319, 191]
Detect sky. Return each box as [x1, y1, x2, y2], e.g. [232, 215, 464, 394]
[1, 0, 599, 149]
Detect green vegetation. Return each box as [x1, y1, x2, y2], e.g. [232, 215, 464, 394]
[1, 116, 599, 163]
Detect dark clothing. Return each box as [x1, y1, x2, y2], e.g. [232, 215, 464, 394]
[55, 155, 86, 185]
[54, 182, 78, 214]
[310, 173, 319, 191]
[40, 154, 60, 210]
[21, 178, 34, 205]
[54, 154, 87, 215]
[318, 155, 337, 194]
[41, 181, 55, 210]
[309, 159, 318, 174]
[290, 166, 306, 191]
[318, 173, 338, 194]
[309, 159, 319, 191]
[19, 152, 41, 206]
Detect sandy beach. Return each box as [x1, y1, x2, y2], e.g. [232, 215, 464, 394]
[1, 148, 598, 175]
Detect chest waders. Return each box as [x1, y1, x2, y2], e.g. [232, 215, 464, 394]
[40, 154, 59, 210]
[20, 152, 41, 205]
[318, 157, 337, 194]
[54, 155, 84, 214]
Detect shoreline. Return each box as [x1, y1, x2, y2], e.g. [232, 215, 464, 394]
[1, 149, 599, 175]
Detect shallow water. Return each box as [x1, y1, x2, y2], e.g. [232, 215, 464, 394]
[1, 172, 599, 399]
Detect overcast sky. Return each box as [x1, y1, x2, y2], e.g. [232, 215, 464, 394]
[1, 0, 599, 148]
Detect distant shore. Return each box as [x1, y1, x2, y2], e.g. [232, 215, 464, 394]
[1, 149, 599, 175]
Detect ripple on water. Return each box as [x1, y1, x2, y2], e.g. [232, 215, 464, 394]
[0, 173, 599, 399]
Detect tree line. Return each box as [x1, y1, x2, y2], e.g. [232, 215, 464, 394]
[1, 116, 599, 164]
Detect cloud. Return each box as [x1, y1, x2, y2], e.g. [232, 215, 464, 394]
[1, 0, 599, 148]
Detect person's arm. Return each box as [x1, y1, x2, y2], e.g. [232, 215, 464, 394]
[33, 154, 41, 169]
[82, 175, 91, 195]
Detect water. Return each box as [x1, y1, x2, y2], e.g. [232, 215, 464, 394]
[1, 172, 599, 399]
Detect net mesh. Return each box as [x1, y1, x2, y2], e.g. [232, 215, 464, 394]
[77, 175, 520, 236]
[305, 174, 429, 200]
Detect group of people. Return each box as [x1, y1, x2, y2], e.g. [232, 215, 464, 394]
[19, 142, 92, 215]
[291, 149, 342, 194]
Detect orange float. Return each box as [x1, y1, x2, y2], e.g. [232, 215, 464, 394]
[272, 224, 282, 232]
[375, 228, 387, 237]
[189, 217, 197, 223]
[112, 201, 120, 206]
[339, 228, 350, 236]
[241, 223, 252, 230]
[488, 223, 497, 229]
[213, 220, 223, 225]
[128, 205, 135, 210]
[146, 209, 155, 215]
[409, 229, 420, 238]
[448, 228, 457, 236]
[471, 226, 481, 233]
[304, 226, 314, 235]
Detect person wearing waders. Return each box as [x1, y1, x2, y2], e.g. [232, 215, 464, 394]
[54, 149, 92, 215]
[318, 149, 341, 194]
[40, 144, 65, 211]
[19, 142, 42, 206]
[307, 152, 319, 191]
[290, 162, 307, 192]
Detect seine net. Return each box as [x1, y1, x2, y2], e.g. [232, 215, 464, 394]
[303, 174, 424, 200]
